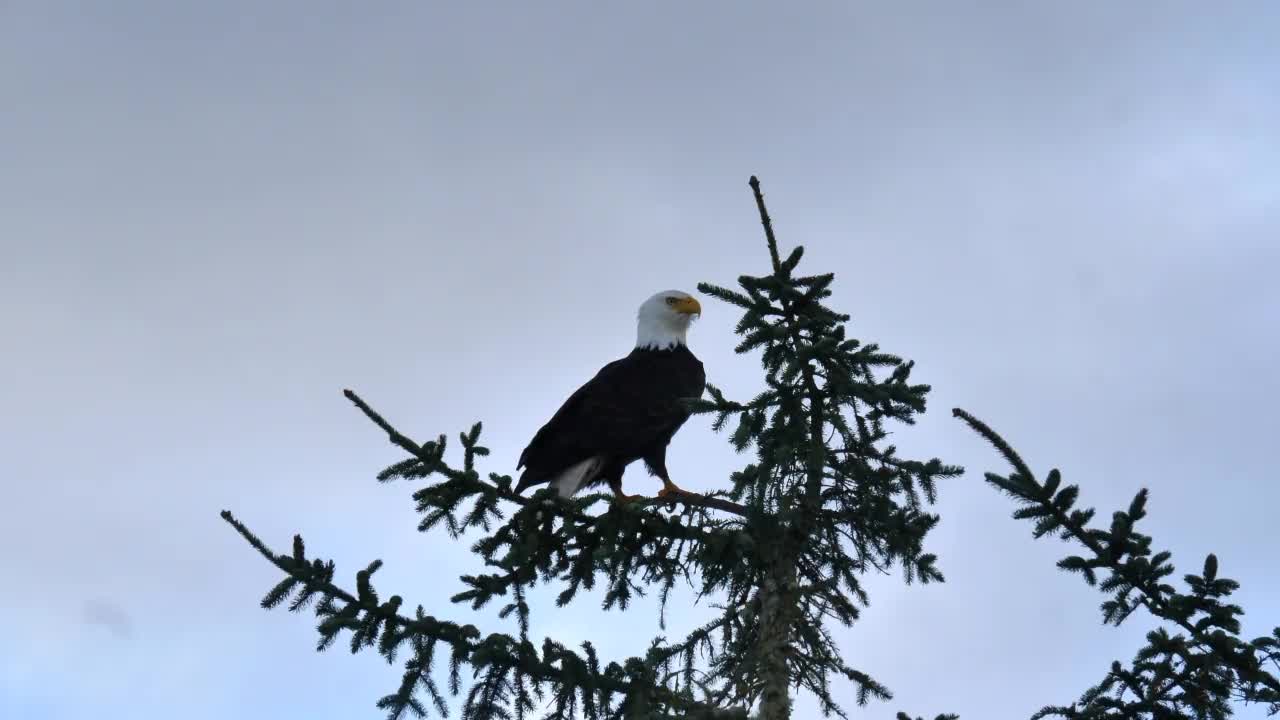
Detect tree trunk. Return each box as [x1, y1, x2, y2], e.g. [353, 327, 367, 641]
[756, 547, 797, 720]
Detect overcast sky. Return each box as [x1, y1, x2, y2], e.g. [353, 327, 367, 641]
[3, 2, 1278, 719]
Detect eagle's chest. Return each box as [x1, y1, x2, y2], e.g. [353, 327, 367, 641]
[625, 355, 703, 409]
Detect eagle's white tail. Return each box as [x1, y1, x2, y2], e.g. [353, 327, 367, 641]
[550, 456, 605, 498]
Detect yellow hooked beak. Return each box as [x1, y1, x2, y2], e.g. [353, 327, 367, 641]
[672, 296, 702, 316]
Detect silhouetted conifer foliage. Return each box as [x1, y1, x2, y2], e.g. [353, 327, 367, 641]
[223, 178, 1279, 720]
[951, 410, 1280, 719]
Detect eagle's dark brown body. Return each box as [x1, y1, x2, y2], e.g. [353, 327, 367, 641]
[515, 344, 705, 497]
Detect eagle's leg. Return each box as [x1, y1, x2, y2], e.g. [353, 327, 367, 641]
[646, 451, 691, 499]
[607, 475, 640, 503]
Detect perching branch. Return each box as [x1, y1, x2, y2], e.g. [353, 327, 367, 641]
[343, 388, 748, 518]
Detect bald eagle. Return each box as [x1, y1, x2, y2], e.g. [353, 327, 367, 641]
[514, 290, 706, 500]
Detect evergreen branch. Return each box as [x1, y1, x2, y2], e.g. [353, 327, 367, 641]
[220, 509, 749, 720]
[345, 387, 437, 470]
[645, 491, 748, 518]
[949, 408, 1034, 482]
[955, 408, 1222, 641]
[953, 407, 1280, 717]
[748, 175, 782, 272]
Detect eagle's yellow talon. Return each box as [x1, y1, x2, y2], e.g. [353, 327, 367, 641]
[658, 482, 690, 499]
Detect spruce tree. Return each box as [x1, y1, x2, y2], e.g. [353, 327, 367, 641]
[223, 177, 1279, 719]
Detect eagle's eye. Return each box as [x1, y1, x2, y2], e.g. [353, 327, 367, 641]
[664, 297, 678, 306]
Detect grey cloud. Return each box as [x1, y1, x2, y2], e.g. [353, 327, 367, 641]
[82, 599, 134, 639]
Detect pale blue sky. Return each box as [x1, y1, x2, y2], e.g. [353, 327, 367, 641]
[2, 2, 1278, 718]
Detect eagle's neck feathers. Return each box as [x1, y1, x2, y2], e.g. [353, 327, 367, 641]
[635, 316, 688, 350]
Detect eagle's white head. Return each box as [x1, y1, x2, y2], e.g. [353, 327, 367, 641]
[636, 290, 702, 350]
